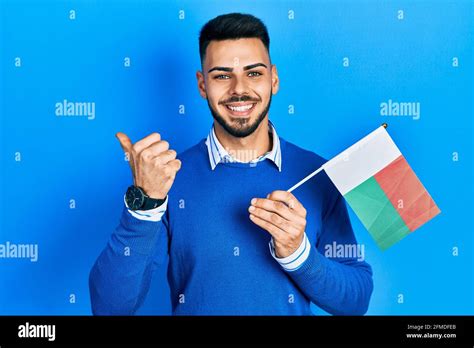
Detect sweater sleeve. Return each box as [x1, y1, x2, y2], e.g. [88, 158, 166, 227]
[285, 178, 374, 315]
[89, 206, 169, 315]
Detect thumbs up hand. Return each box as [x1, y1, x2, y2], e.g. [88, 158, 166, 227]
[116, 132, 181, 199]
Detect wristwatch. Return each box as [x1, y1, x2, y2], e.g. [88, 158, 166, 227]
[125, 185, 166, 211]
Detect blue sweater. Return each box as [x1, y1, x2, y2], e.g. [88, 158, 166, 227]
[89, 138, 373, 315]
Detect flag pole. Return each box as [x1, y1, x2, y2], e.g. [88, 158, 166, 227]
[287, 123, 389, 193]
[287, 166, 324, 193]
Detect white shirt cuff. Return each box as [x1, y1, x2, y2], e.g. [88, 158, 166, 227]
[268, 232, 310, 272]
[123, 195, 168, 222]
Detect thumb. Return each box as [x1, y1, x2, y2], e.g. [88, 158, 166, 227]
[116, 132, 132, 153]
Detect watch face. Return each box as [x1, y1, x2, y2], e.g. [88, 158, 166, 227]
[126, 186, 145, 210]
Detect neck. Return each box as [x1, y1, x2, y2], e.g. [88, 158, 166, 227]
[214, 117, 272, 162]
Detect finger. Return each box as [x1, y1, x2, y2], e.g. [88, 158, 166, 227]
[133, 132, 161, 154]
[116, 132, 132, 153]
[251, 197, 306, 225]
[267, 190, 307, 218]
[248, 206, 293, 234]
[138, 140, 169, 160]
[161, 160, 181, 179]
[251, 198, 296, 222]
[116, 132, 136, 184]
[249, 213, 286, 240]
[167, 159, 182, 171]
[155, 149, 177, 164]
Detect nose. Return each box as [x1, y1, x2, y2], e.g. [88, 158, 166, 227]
[229, 75, 249, 96]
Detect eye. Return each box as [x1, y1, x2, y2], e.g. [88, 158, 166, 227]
[214, 74, 231, 80]
[248, 71, 262, 77]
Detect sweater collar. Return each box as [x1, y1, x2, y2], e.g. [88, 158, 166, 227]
[204, 120, 282, 172]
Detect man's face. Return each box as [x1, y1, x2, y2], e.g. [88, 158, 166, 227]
[197, 38, 279, 138]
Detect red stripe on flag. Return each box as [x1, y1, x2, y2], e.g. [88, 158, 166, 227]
[374, 155, 440, 232]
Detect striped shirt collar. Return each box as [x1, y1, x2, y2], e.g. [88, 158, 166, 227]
[205, 121, 282, 172]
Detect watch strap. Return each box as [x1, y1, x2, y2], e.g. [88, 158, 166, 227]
[141, 195, 166, 210]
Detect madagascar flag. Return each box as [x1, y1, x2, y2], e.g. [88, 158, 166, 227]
[322, 126, 440, 250]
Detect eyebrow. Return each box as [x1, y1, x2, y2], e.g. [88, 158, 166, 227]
[207, 62, 268, 74]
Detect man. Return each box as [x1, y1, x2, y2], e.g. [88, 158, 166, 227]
[89, 13, 373, 315]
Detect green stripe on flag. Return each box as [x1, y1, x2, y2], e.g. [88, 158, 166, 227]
[344, 177, 410, 250]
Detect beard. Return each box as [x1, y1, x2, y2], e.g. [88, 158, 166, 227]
[207, 93, 273, 138]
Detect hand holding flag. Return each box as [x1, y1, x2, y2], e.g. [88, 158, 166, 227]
[248, 190, 307, 258]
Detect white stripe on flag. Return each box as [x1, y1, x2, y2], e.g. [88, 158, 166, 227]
[322, 126, 401, 195]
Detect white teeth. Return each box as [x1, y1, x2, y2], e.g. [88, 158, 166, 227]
[227, 104, 254, 112]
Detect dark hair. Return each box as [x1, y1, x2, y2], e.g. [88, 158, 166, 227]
[199, 13, 270, 63]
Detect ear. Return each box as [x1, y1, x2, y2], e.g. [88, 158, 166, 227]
[271, 64, 280, 95]
[196, 70, 207, 99]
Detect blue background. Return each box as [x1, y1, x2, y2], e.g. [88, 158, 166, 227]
[0, 0, 472, 315]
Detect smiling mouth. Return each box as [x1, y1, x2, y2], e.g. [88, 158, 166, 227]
[224, 102, 257, 117]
